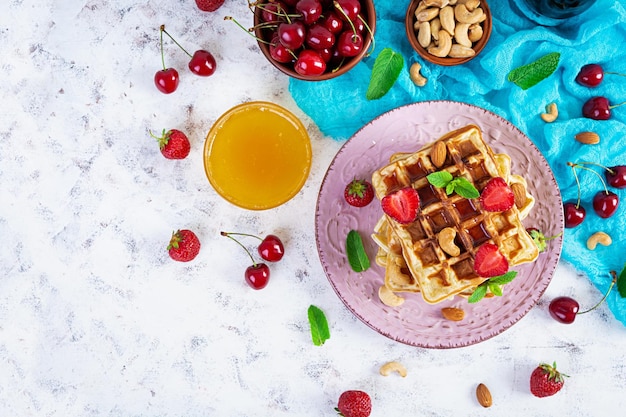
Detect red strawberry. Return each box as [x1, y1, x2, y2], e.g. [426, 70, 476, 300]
[381, 187, 420, 224]
[474, 243, 508, 277]
[195, 0, 225, 12]
[344, 179, 374, 207]
[152, 129, 191, 160]
[335, 390, 371, 417]
[168, 229, 201, 262]
[479, 177, 515, 212]
[530, 362, 568, 398]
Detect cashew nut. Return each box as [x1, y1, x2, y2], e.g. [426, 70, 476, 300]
[587, 231, 612, 250]
[424, 0, 450, 7]
[379, 361, 407, 377]
[438, 227, 461, 256]
[468, 23, 483, 42]
[416, 7, 440, 22]
[540, 102, 558, 123]
[428, 30, 452, 57]
[454, 4, 484, 24]
[417, 21, 432, 48]
[464, 0, 481, 12]
[454, 23, 472, 47]
[430, 17, 441, 41]
[440, 6, 455, 36]
[410, 62, 428, 87]
[448, 44, 475, 58]
[378, 285, 405, 307]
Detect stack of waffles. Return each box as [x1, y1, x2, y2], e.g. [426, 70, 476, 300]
[371, 125, 539, 304]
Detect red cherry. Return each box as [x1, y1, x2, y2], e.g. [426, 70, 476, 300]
[582, 96, 611, 120]
[258, 235, 285, 262]
[294, 49, 326, 76]
[575, 63, 604, 87]
[563, 202, 585, 228]
[606, 165, 626, 188]
[549, 296, 580, 324]
[245, 263, 270, 290]
[351, 14, 366, 33]
[334, 0, 361, 21]
[336, 30, 363, 57]
[262, 1, 288, 23]
[592, 190, 619, 218]
[296, 0, 323, 25]
[320, 10, 344, 34]
[188, 50, 217, 76]
[154, 68, 179, 94]
[305, 24, 335, 50]
[278, 21, 306, 50]
[270, 35, 294, 63]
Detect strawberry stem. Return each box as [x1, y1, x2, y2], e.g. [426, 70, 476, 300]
[578, 270, 617, 315]
[221, 231, 258, 266]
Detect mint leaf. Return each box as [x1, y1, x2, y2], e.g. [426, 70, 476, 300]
[618, 265, 626, 298]
[308, 305, 330, 346]
[346, 230, 370, 272]
[468, 283, 488, 303]
[488, 271, 518, 285]
[452, 177, 480, 199]
[427, 171, 453, 188]
[366, 48, 404, 100]
[507, 52, 560, 90]
[489, 282, 503, 297]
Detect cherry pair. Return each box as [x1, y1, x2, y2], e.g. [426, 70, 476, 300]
[575, 64, 626, 120]
[221, 231, 285, 290]
[563, 161, 625, 228]
[154, 25, 217, 94]
[549, 271, 617, 324]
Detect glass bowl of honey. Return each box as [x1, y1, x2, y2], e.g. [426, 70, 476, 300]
[203, 101, 312, 210]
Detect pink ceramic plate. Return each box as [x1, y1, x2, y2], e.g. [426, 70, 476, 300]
[315, 101, 564, 348]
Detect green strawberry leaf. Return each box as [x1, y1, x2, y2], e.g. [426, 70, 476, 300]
[427, 171, 453, 188]
[507, 52, 561, 90]
[617, 264, 626, 298]
[308, 305, 330, 346]
[468, 282, 488, 303]
[346, 230, 370, 272]
[452, 177, 480, 199]
[366, 48, 404, 100]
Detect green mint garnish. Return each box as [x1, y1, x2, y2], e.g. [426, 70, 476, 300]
[618, 265, 626, 298]
[308, 305, 330, 346]
[346, 230, 370, 272]
[366, 48, 404, 100]
[507, 52, 560, 90]
[427, 172, 479, 199]
[468, 271, 518, 303]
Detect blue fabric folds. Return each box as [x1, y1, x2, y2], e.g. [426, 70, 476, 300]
[289, 0, 626, 325]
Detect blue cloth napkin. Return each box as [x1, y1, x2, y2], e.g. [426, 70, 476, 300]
[289, 0, 626, 326]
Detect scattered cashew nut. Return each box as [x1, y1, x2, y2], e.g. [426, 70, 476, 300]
[378, 285, 405, 307]
[541, 102, 558, 123]
[379, 361, 408, 377]
[587, 231, 612, 250]
[438, 227, 461, 256]
[410, 62, 428, 87]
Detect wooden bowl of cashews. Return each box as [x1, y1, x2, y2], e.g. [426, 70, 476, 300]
[405, 0, 492, 66]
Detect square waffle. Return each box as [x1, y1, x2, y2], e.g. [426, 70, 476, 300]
[371, 125, 539, 304]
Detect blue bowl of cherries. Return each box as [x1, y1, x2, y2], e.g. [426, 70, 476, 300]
[252, 0, 376, 81]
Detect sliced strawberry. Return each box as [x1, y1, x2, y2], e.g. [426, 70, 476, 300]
[474, 243, 508, 277]
[479, 177, 515, 212]
[381, 187, 420, 224]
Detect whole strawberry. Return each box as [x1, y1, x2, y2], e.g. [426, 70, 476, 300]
[168, 229, 201, 262]
[530, 362, 568, 398]
[335, 390, 371, 417]
[152, 129, 191, 159]
[195, 0, 225, 12]
[344, 179, 374, 207]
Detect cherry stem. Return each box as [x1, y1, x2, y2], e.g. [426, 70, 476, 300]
[159, 25, 167, 70]
[604, 71, 626, 77]
[221, 231, 258, 266]
[575, 161, 614, 176]
[578, 270, 617, 315]
[224, 16, 269, 43]
[357, 14, 375, 56]
[160, 26, 192, 58]
[220, 231, 262, 241]
[567, 162, 583, 208]
[609, 100, 626, 110]
[568, 161, 610, 195]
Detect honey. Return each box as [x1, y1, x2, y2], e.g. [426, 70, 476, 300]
[204, 102, 312, 210]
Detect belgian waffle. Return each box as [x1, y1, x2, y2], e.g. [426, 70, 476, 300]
[371, 125, 539, 304]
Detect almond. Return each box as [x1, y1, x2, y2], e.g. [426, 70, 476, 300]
[441, 307, 465, 321]
[575, 131, 600, 145]
[510, 182, 527, 209]
[430, 141, 447, 168]
[476, 383, 493, 408]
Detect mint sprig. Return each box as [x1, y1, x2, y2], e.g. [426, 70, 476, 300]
[366, 48, 404, 100]
[427, 171, 479, 199]
[346, 230, 370, 272]
[507, 52, 560, 90]
[468, 271, 518, 303]
[308, 305, 330, 346]
[618, 265, 626, 298]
